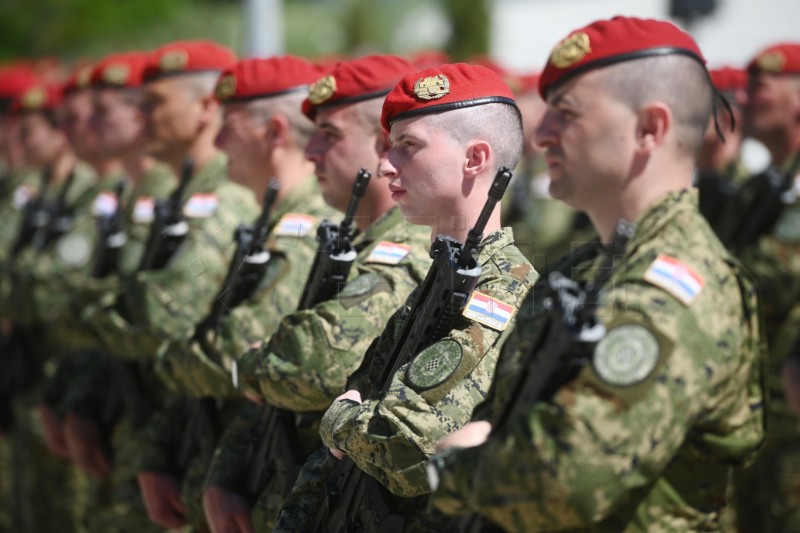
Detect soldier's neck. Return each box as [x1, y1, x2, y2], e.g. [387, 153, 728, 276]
[121, 152, 156, 186]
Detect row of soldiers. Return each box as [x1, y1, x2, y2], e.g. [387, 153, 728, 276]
[0, 14, 798, 533]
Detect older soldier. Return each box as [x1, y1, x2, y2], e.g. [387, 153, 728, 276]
[133, 55, 335, 532]
[730, 42, 800, 533]
[202, 55, 433, 533]
[428, 17, 766, 532]
[275, 63, 537, 531]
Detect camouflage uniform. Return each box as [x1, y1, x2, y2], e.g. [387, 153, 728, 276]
[429, 190, 766, 532]
[276, 227, 537, 531]
[136, 176, 337, 531]
[729, 152, 800, 532]
[205, 207, 432, 531]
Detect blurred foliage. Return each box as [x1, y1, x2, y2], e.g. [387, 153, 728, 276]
[0, 0, 488, 65]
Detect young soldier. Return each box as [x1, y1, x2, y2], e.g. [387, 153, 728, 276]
[275, 62, 537, 531]
[201, 55, 433, 533]
[427, 17, 766, 532]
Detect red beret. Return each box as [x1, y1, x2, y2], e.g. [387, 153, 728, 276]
[214, 55, 324, 103]
[747, 43, 800, 75]
[90, 51, 150, 89]
[144, 40, 237, 81]
[13, 83, 63, 113]
[0, 65, 39, 110]
[301, 55, 416, 120]
[515, 72, 541, 95]
[381, 63, 517, 132]
[709, 66, 747, 93]
[409, 50, 451, 69]
[539, 16, 705, 99]
[62, 64, 94, 95]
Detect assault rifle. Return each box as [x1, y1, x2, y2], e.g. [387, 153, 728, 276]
[91, 179, 128, 278]
[137, 158, 194, 271]
[35, 167, 77, 249]
[243, 169, 371, 502]
[448, 219, 635, 533]
[312, 167, 513, 533]
[10, 165, 52, 257]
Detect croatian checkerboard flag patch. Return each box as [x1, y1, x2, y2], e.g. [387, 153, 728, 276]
[274, 213, 316, 237]
[644, 254, 704, 305]
[365, 241, 412, 265]
[462, 291, 515, 331]
[133, 197, 155, 223]
[92, 191, 118, 217]
[183, 193, 219, 218]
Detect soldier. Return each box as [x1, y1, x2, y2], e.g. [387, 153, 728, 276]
[427, 16, 766, 532]
[275, 62, 537, 531]
[133, 55, 335, 533]
[729, 42, 800, 533]
[202, 55, 433, 532]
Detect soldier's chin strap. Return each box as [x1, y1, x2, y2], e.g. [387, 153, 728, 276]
[712, 88, 736, 144]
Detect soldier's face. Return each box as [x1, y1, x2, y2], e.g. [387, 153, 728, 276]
[745, 73, 800, 143]
[93, 88, 145, 157]
[217, 104, 269, 188]
[140, 78, 202, 161]
[62, 90, 102, 161]
[534, 70, 636, 211]
[18, 112, 66, 168]
[380, 115, 466, 226]
[305, 105, 382, 213]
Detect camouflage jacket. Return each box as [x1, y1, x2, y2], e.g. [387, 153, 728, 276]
[84, 153, 260, 360]
[154, 175, 338, 397]
[429, 189, 767, 532]
[236, 206, 432, 411]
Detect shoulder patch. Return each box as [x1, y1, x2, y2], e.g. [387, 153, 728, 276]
[56, 232, 92, 268]
[462, 291, 515, 331]
[183, 193, 219, 218]
[133, 197, 155, 224]
[643, 254, 704, 306]
[13, 185, 33, 209]
[407, 339, 463, 391]
[365, 241, 412, 265]
[593, 324, 659, 387]
[274, 213, 317, 237]
[92, 190, 118, 217]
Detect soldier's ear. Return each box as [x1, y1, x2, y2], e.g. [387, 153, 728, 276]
[197, 93, 220, 128]
[464, 140, 490, 179]
[265, 114, 290, 147]
[635, 102, 671, 154]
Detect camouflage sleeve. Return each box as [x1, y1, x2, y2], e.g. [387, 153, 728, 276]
[238, 265, 419, 412]
[204, 403, 259, 490]
[319, 275, 533, 498]
[273, 446, 340, 533]
[429, 281, 764, 529]
[138, 396, 192, 474]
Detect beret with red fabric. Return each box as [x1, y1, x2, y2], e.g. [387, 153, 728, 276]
[747, 43, 800, 75]
[13, 83, 63, 113]
[214, 55, 324, 104]
[90, 51, 150, 89]
[0, 65, 39, 111]
[709, 66, 747, 92]
[539, 16, 706, 99]
[143, 40, 237, 81]
[409, 49, 451, 70]
[61, 64, 94, 95]
[301, 54, 416, 120]
[380, 62, 517, 132]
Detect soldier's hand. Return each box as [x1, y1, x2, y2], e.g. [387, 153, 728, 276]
[782, 359, 800, 415]
[435, 420, 492, 453]
[137, 471, 188, 529]
[203, 485, 254, 533]
[36, 404, 71, 458]
[63, 413, 111, 479]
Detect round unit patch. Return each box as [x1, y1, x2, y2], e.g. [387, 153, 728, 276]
[592, 325, 660, 387]
[56, 233, 92, 268]
[407, 340, 463, 391]
[774, 208, 800, 242]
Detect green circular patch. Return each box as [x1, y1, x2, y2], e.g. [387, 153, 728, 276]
[593, 325, 659, 387]
[407, 339, 463, 391]
[56, 233, 92, 268]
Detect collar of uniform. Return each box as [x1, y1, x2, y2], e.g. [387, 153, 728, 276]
[269, 174, 322, 225]
[354, 205, 404, 250]
[779, 150, 800, 177]
[624, 188, 698, 257]
[475, 226, 515, 265]
[181, 152, 229, 198]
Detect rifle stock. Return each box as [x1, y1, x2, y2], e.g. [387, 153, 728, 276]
[91, 179, 128, 279]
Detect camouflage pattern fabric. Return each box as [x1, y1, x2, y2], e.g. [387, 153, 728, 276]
[429, 189, 767, 532]
[277, 227, 537, 531]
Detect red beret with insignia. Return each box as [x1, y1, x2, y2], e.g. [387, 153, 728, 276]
[539, 16, 706, 99]
[143, 40, 237, 81]
[13, 83, 63, 113]
[301, 54, 416, 120]
[709, 66, 747, 93]
[62, 64, 94, 95]
[0, 65, 39, 111]
[747, 43, 800, 75]
[380, 62, 517, 132]
[214, 55, 325, 104]
[90, 51, 150, 89]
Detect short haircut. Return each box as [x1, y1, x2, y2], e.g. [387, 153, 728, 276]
[175, 72, 222, 99]
[421, 103, 524, 171]
[345, 97, 386, 137]
[598, 55, 713, 156]
[245, 91, 315, 147]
